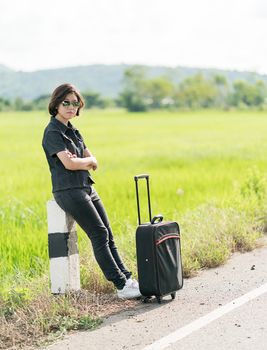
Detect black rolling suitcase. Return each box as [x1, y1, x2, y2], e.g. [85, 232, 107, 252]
[134, 174, 183, 303]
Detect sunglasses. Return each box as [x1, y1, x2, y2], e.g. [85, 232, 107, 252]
[61, 100, 80, 108]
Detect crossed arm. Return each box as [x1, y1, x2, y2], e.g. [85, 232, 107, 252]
[56, 148, 98, 171]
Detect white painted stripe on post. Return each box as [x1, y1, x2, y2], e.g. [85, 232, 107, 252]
[49, 255, 81, 293]
[50, 257, 69, 294]
[142, 282, 267, 350]
[47, 199, 75, 234]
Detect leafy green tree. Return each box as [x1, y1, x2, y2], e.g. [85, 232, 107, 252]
[174, 74, 217, 109]
[21, 102, 33, 111]
[118, 66, 148, 112]
[82, 91, 109, 109]
[14, 97, 24, 110]
[145, 77, 174, 108]
[212, 74, 229, 109]
[0, 96, 11, 111]
[33, 94, 50, 110]
[230, 80, 267, 107]
[13, 97, 33, 111]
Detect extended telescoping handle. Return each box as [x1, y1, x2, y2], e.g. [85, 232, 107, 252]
[134, 174, 152, 225]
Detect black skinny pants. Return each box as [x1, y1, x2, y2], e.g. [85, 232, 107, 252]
[53, 187, 131, 289]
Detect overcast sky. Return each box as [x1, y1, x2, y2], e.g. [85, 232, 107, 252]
[1, 0, 267, 73]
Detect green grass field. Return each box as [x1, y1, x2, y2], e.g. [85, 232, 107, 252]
[1, 109, 267, 293]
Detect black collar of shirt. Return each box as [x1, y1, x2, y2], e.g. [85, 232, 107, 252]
[50, 116, 76, 134]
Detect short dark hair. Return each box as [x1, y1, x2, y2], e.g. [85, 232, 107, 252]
[48, 83, 85, 117]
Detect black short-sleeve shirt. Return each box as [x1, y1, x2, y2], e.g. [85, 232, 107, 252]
[42, 117, 94, 192]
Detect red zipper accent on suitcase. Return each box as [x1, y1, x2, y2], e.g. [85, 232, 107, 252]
[156, 233, 180, 246]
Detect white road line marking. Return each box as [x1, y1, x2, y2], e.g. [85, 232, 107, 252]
[142, 282, 267, 350]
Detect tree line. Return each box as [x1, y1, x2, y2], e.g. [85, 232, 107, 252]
[0, 92, 112, 112]
[118, 66, 267, 111]
[1, 66, 267, 112]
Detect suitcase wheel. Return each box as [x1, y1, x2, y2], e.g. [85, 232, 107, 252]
[171, 292, 176, 300]
[156, 296, 162, 304]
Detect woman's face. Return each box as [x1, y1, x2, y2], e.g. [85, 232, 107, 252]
[56, 92, 80, 122]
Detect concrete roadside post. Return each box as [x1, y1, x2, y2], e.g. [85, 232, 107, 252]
[47, 199, 80, 294]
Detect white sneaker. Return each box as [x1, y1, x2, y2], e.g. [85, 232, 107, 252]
[127, 278, 139, 289]
[117, 278, 141, 299]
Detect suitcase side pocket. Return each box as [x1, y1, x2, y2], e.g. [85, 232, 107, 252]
[156, 232, 183, 294]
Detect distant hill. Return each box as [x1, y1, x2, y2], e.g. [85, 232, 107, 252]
[0, 63, 266, 100]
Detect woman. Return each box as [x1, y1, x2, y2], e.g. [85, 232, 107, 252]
[42, 83, 141, 299]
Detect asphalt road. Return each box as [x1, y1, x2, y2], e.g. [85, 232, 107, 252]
[43, 238, 267, 350]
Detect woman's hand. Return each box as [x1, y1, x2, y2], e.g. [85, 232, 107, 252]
[83, 148, 98, 171]
[90, 156, 98, 171]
